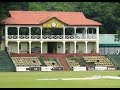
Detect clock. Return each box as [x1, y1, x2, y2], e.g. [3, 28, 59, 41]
[51, 22, 57, 27]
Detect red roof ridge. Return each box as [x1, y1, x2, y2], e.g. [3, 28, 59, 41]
[86, 18, 102, 25]
[39, 15, 53, 24]
[9, 10, 83, 13]
[3, 11, 102, 26]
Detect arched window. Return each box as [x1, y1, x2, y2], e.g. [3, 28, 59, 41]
[87, 28, 96, 34]
[65, 28, 74, 35]
[19, 27, 29, 35]
[8, 27, 17, 35]
[76, 28, 85, 34]
[31, 27, 41, 35]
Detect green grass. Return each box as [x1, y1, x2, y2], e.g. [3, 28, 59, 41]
[0, 70, 120, 88]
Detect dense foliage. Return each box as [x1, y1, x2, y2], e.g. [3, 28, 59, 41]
[0, 2, 120, 36]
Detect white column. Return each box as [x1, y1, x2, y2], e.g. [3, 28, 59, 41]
[5, 26, 8, 48]
[17, 41, 20, 54]
[63, 41, 66, 53]
[63, 27, 65, 39]
[29, 41, 31, 54]
[40, 41, 43, 53]
[96, 27, 99, 53]
[85, 27, 88, 39]
[85, 41, 88, 53]
[17, 27, 20, 40]
[74, 27, 76, 39]
[29, 27, 31, 39]
[40, 27, 42, 40]
[6, 41, 8, 47]
[74, 41, 77, 53]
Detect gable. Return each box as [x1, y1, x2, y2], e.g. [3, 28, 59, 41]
[42, 18, 65, 28]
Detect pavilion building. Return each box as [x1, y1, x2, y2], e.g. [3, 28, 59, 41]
[2, 11, 102, 54]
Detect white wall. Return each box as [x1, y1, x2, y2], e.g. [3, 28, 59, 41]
[20, 42, 28, 52]
[87, 42, 96, 53]
[42, 42, 47, 53]
[57, 42, 63, 53]
[8, 42, 17, 53]
[31, 42, 41, 48]
[70, 42, 74, 53]
[77, 42, 85, 53]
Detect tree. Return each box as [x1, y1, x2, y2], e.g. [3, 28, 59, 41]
[115, 30, 120, 42]
[0, 2, 29, 24]
[28, 2, 76, 11]
[0, 2, 120, 35]
[75, 2, 120, 34]
[113, 3, 120, 41]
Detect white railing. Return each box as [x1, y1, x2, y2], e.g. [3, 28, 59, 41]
[31, 35, 41, 39]
[42, 35, 63, 39]
[8, 35, 18, 39]
[7, 35, 96, 40]
[19, 35, 29, 39]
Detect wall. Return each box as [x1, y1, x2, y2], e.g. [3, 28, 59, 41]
[8, 42, 17, 53]
[31, 42, 41, 48]
[69, 42, 74, 53]
[42, 42, 47, 53]
[19, 42, 28, 53]
[77, 42, 85, 53]
[57, 42, 63, 53]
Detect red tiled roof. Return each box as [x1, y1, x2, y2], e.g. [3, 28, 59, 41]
[2, 11, 102, 26]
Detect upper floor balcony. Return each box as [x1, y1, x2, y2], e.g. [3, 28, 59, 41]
[7, 34, 96, 41]
[5, 26, 99, 41]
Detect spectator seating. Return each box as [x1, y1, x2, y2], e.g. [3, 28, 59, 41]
[11, 57, 41, 67]
[66, 57, 80, 69]
[83, 55, 114, 67]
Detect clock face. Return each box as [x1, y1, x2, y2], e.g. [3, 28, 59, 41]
[51, 22, 57, 27]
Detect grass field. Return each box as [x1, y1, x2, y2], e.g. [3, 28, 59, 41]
[0, 70, 120, 88]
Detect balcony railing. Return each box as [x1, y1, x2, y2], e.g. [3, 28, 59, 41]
[7, 34, 96, 40]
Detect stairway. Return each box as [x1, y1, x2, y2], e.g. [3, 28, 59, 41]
[41, 54, 70, 70]
[59, 57, 70, 71]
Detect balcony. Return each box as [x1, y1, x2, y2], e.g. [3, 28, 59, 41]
[7, 34, 96, 41]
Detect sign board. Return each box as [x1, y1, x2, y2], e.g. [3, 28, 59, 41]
[41, 66, 53, 71]
[73, 67, 86, 71]
[95, 66, 107, 70]
[16, 67, 30, 71]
